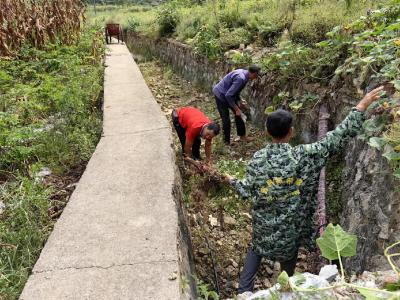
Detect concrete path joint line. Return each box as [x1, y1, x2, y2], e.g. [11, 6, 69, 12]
[32, 259, 179, 275]
[102, 125, 171, 137]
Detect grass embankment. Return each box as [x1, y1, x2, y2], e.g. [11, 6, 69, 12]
[87, 4, 157, 33]
[87, 0, 390, 50]
[0, 26, 105, 299]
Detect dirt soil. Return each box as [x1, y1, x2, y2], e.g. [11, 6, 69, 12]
[138, 58, 322, 298]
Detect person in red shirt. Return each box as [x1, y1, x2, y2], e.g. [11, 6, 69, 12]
[172, 107, 220, 163]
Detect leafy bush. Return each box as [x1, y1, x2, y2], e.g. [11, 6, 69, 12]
[260, 42, 318, 82]
[316, 4, 400, 178]
[219, 27, 253, 49]
[231, 51, 253, 66]
[191, 25, 223, 60]
[218, 0, 247, 29]
[126, 16, 140, 32]
[156, 4, 180, 37]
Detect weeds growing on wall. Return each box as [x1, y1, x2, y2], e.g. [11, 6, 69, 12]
[0, 25, 105, 299]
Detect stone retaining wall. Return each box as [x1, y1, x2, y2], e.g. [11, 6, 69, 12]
[126, 33, 400, 274]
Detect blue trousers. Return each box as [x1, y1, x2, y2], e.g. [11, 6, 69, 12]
[238, 248, 298, 293]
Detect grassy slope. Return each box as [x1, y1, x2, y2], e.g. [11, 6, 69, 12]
[0, 26, 105, 300]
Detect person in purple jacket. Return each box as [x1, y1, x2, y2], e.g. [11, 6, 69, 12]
[213, 65, 261, 145]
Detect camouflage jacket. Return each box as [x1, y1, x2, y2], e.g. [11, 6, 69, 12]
[230, 108, 366, 261]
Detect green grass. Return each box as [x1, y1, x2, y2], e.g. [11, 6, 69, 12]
[86, 4, 157, 33]
[0, 25, 105, 299]
[86, 0, 391, 51]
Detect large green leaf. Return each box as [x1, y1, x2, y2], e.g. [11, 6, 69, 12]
[368, 137, 387, 150]
[316, 223, 357, 260]
[277, 271, 289, 287]
[383, 151, 400, 161]
[357, 286, 395, 300]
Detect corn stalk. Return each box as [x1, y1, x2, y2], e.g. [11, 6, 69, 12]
[0, 0, 85, 57]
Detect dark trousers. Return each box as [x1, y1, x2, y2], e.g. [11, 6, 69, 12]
[215, 96, 246, 145]
[238, 248, 298, 294]
[172, 112, 201, 159]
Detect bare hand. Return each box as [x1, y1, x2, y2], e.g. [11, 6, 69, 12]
[224, 175, 233, 183]
[356, 86, 384, 111]
[239, 99, 248, 109]
[235, 109, 242, 117]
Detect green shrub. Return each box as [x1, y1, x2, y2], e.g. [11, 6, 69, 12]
[260, 42, 318, 82]
[218, 0, 247, 29]
[156, 4, 180, 37]
[247, 17, 286, 46]
[176, 13, 203, 41]
[219, 27, 253, 49]
[126, 16, 140, 32]
[191, 25, 223, 60]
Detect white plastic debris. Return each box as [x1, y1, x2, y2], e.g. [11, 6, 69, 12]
[0, 201, 5, 215]
[241, 273, 334, 300]
[36, 167, 52, 178]
[319, 264, 339, 282]
[208, 214, 219, 227]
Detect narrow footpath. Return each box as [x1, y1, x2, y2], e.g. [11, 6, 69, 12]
[20, 45, 182, 299]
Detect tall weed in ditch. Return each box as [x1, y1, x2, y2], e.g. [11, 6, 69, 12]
[0, 25, 104, 299]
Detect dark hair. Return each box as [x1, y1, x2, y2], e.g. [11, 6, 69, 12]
[265, 109, 293, 138]
[248, 65, 261, 74]
[207, 122, 220, 135]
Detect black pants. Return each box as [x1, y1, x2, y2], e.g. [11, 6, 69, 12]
[238, 248, 298, 294]
[172, 112, 201, 159]
[215, 96, 246, 144]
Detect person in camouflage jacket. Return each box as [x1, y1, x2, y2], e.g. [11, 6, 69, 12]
[223, 86, 384, 293]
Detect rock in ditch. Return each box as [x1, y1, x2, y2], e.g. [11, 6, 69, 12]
[224, 215, 237, 226]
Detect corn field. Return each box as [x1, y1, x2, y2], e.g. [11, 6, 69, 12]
[0, 0, 85, 57]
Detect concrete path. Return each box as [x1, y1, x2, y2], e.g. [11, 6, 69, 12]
[20, 45, 182, 299]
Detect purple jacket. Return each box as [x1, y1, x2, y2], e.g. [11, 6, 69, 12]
[213, 69, 250, 108]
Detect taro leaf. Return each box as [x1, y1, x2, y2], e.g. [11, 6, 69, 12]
[316, 223, 357, 261]
[264, 105, 275, 115]
[368, 137, 387, 150]
[289, 101, 303, 112]
[392, 80, 400, 92]
[383, 151, 400, 161]
[394, 169, 400, 179]
[277, 271, 289, 287]
[357, 286, 394, 300]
